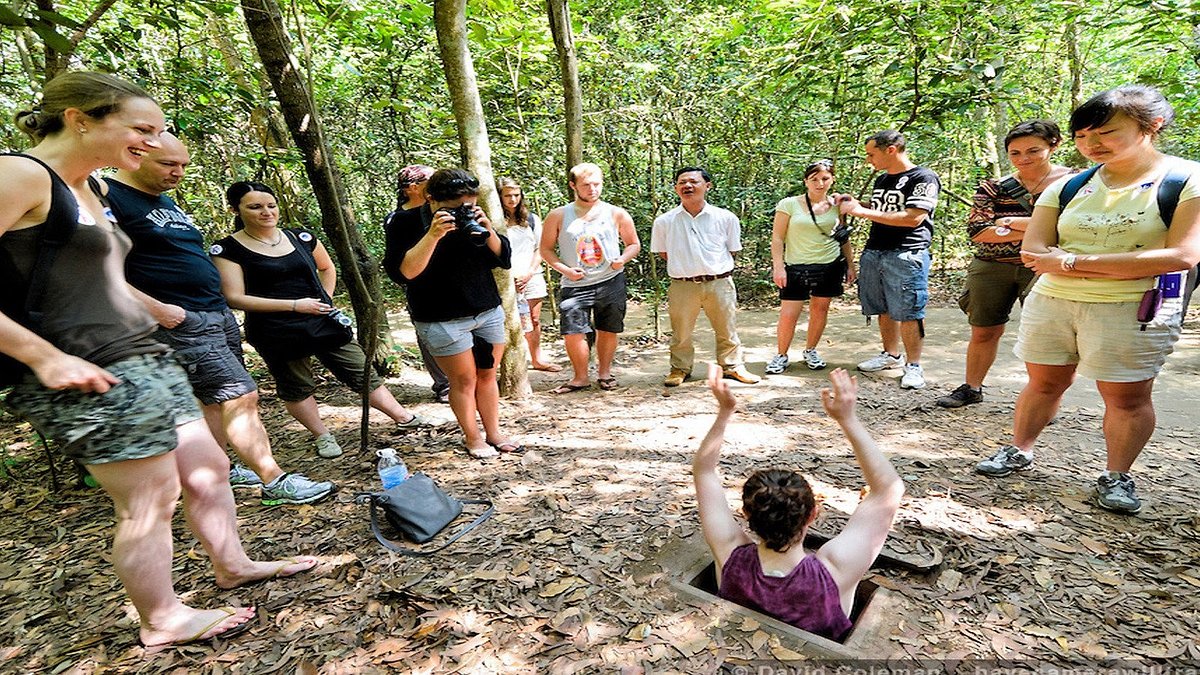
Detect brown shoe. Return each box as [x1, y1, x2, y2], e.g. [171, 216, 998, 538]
[663, 368, 690, 387]
[722, 366, 761, 384]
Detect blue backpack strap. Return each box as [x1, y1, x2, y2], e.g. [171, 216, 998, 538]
[1157, 167, 1190, 227]
[1057, 165, 1102, 211]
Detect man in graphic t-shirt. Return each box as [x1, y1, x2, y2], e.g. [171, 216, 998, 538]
[539, 162, 641, 393]
[837, 129, 941, 390]
[107, 132, 333, 506]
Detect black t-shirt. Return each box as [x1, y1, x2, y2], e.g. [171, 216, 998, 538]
[863, 166, 940, 251]
[381, 205, 512, 322]
[210, 229, 349, 361]
[106, 178, 227, 312]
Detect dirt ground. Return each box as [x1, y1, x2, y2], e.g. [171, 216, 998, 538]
[2, 298, 1199, 673]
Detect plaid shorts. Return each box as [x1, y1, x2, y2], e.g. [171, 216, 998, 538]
[4, 353, 202, 465]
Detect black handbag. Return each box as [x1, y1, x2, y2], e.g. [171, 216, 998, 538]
[358, 473, 494, 556]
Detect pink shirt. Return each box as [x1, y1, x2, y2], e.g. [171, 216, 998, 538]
[717, 543, 852, 641]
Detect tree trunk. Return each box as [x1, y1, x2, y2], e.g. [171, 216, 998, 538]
[433, 0, 531, 398]
[240, 0, 387, 449]
[36, 0, 118, 81]
[547, 0, 583, 171]
[1065, 16, 1082, 110]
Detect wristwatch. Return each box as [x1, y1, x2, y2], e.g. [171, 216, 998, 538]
[994, 217, 1013, 236]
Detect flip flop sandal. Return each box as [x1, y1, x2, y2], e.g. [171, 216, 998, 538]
[549, 382, 591, 394]
[488, 441, 526, 454]
[597, 377, 619, 391]
[140, 606, 254, 650]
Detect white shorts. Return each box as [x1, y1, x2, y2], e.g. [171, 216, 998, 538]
[523, 273, 547, 300]
[1014, 292, 1182, 382]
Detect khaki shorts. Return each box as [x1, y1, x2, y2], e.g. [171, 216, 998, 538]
[4, 353, 202, 465]
[1014, 292, 1182, 382]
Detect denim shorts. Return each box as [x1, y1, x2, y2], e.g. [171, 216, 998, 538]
[155, 308, 257, 405]
[857, 248, 930, 321]
[559, 272, 627, 335]
[413, 305, 507, 358]
[4, 353, 202, 465]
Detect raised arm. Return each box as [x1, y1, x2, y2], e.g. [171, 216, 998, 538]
[398, 210, 457, 280]
[812, 369, 905, 600]
[693, 363, 754, 576]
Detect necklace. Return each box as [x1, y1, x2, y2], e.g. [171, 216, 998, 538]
[244, 229, 282, 247]
[1018, 166, 1054, 194]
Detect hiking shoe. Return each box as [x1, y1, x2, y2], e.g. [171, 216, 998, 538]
[1096, 472, 1142, 514]
[261, 472, 335, 506]
[229, 464, 263, 490]
[857, 351, 903, 372]
[314, 432, 343, 458]
[764, 354, 790, 375]
[663, 368, 690, 387]
[900, 363, 925, 389]
[802, 349, 826, 370]
[723, 366, 761, 384]
[397, 412, 435, 429]
[976, 444, 1033, 477]
[937, 383, 982, 408]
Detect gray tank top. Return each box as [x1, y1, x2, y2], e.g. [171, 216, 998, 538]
[557, 202, 622, 288]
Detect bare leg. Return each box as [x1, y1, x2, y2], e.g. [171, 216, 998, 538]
[366, 385, 416, 424]
[526, 299, 559, 370]
[85, 452, 255, 647]
[1012, 363, 1076, 450]
[965, 324, 1006, 389]
[899, 319, 923, 363]
[434, 349, 488, 450]
[562, 333, 591, 386]
[776, 300, 805, 355]
[878, 314, 901, 356]
[213, 392, 283, 484]
[1095, 379, 1156, 472]
[595, 330, 619, 380]
[805, 297, 832, 350]
[170, 419, 315, 588]
[283, 396, 329, 437]
[479, 342, 510, 444]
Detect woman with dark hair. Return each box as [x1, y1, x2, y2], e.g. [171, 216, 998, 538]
[383, 168, 523, 459]
[0, 72, 313, 648]
[765, 160, 856, 375]
[386, 164, 450, 403]
[693, 364, 904, 640]
[212, 181, 432, 459]
[498, 176, 560, 372]
[936, 120, 1072, 408]
[976, 85, 1200, 514]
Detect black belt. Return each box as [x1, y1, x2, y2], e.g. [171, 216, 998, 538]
[673, 270, 733, 283]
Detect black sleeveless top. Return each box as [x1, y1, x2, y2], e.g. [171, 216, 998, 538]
[0, 154, 163, 366]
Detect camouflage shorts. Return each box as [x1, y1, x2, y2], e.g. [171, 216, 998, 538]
[4, 353, 203, 465]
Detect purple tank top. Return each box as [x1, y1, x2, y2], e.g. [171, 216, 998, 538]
[717, 544, 852, 641]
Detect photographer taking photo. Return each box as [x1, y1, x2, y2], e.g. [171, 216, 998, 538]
[383, 169, 525, 459]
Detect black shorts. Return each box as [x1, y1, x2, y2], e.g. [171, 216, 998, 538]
[780, 260, 846, 301]
[559, 272, 627, 335]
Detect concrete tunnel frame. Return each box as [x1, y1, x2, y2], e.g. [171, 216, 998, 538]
[653, 533, 912, 659]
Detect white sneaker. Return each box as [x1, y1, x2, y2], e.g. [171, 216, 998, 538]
[314, 432, 343, 458]
[802, 349, 826, 370]
[900, 363, 926, 389]
[857, 351, 903, 372]
[764, 354, 789, 375]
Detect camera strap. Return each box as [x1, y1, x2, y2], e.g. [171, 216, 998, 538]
[282, 228, 335, 305]
[804, 195, 835, 238]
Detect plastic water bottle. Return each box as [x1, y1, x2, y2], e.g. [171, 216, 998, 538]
[376, 448, 409, 489]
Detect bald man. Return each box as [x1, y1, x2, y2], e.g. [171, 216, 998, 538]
[107, 133, 334, 506]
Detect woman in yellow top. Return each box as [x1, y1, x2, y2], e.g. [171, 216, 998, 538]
[975, 85, 1200, 514]
[766, 160, 856, 374]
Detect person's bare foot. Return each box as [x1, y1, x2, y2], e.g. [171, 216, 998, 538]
[139, 605, 255, 649]
[215, 556, 318, 590]
[532, 362, 563, 372]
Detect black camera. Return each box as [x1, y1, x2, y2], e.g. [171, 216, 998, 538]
[830, 223, 853, 244]
[442, 204, 490, 245]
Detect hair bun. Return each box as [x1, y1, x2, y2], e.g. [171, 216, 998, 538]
[14, 110, 41, 132]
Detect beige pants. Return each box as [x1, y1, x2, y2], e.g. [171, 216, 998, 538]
[668, 276, 743, 371]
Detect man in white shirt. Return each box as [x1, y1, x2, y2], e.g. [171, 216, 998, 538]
[651, 167, 759, 386]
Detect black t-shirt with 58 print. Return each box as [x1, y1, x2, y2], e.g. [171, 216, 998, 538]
[863, 166, 941, 252]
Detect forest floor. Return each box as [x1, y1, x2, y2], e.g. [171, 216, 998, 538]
[2, 297, 1200, 673]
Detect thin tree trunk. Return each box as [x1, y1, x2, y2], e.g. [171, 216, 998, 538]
[547, 0, 583, 170]
[434, 0, 530, 398]
[36, 0, 118, 80]
[1065, 16, 1082, 110]
[240, 0, 386, 450]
